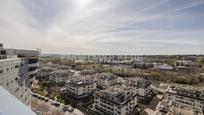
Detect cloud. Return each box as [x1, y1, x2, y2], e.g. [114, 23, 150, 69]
[0, 0, 204, 54]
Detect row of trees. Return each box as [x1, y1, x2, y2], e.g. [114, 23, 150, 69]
[40, 57, 204, 86]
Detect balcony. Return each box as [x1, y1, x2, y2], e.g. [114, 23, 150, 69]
[28, 63, 39, 68]
[29, 69, 37, 75]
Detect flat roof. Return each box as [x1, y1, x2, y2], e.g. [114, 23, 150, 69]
[0, 86, 36, 115]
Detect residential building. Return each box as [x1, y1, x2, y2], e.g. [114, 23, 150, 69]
[36, 66, 54, 81]
[124, 77, 151, 100]
[154, 63, 173, 71]
[96, 73, 118, 89]
[50, 70, 73, 83]
[155, 101, 203, 115]
[0, 43, 39, 106]
[66, 79, 97, 98]
[94, 84, 137, 115]
[175, 60, 201, 73]
[133, 61, 153, 69]
[155, 85, 204, 115]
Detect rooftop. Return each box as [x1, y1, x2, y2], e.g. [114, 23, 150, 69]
[168, 85, 204, 101]
[95, 84, 137, 105]
[67, 79, 96, 87]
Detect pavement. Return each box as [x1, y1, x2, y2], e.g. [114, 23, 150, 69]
[31, 94, 84, 115]
[144, 108, 155, 115]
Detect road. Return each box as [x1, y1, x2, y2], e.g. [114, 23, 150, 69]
[31, 93, 84, 115]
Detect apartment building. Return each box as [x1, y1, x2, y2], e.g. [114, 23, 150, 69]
[133, 61, 154, 69]
[36, 66, 54, 81]
[50, 70, 73, 83]
[96, 73, 118, 89]
[124, 77, 151, 100]
[175, 60, 201, 73]
[155, 85, 204, 115]
[154, 63, 173, 71]
[66, 79, 97, 98]
[0, 43, 39, 106]
[94, 84, 138, 115]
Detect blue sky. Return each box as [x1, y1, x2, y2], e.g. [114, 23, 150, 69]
[0, 0, 204, 55]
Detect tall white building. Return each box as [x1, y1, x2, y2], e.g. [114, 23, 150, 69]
[0, 43, 39, 106]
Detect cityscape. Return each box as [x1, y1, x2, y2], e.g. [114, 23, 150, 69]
[1, 0, 204, 115]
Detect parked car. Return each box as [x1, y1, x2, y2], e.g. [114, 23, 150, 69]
[38, 96, 44, 100]
[51, 102, 60, 107]
[63, 105, 74, 112]
[44, 98, 49, 102]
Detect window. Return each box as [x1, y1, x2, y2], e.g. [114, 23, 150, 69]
[28, 67, 37, 71]
[29, 74, 35, 79]
[0, 70, 3, 74]
[15, 88, 19, 92]
[28, 59, 38, 64]
[15, 77, 19, 81]
[15, 65, 19, 68]
[0, 50, 6, 55]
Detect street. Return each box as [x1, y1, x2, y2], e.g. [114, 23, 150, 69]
[31, 94, 84, 115]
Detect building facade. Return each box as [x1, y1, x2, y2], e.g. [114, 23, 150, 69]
[155, 85, 204, 115]
[96, 73, 118, 89]
[94, 85, 137, 115]
[66, 79, 97, 98]
[0, 43, 39, 105]
[50, 70, 73, 83]
[124, 77, 151, 100]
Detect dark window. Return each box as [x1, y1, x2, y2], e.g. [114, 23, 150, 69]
[0, 50, 6, 55]
[29, 74, 35, 79]
[6, 83, 9, 86]
[29, 67, 37, 71]
[28, 59, 38, 64]
[0, 70, 3, 74]
[15, 65, 19, 68]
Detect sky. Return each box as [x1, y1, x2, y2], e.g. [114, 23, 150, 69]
[0, 0, 204, 55]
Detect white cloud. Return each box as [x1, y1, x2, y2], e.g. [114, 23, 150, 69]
[0, 0, 204, 54]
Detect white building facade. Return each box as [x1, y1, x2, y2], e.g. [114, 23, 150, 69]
[0, 43, 39, 105]
[66, 80, 97, 98]
[94, 86, 138, 115]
